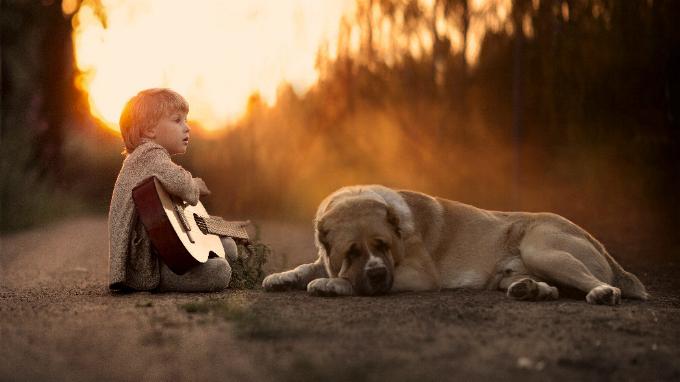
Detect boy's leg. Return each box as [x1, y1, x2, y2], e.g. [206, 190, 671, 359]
[157, 257, 232, 292]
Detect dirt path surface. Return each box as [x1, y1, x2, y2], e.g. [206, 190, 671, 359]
[1, 216, 679, 381]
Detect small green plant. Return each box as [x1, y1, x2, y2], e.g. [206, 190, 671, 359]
[179, 296, 299, 341]
[135, 301, 153, 308]
[228, 232, 271, 289]
[180, 300, 214, 314]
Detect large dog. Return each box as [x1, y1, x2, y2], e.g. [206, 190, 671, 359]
[263, 185, 648, 305]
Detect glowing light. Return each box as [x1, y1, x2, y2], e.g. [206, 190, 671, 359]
[72, 0, 352, 132]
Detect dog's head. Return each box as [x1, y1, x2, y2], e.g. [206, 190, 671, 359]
[315, 198, 404, 295]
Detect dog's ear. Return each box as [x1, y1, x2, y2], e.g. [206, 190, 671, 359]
[385, 206, 404, 266]
[315, 218, 331, 254]
[386, 206, 401, 238]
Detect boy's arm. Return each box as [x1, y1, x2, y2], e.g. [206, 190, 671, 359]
[148, 149, 204, 205]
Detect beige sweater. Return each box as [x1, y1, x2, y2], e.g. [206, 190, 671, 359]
[108, 141, 202, 291]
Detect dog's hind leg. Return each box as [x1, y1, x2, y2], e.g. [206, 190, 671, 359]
[500, 275, 559, 301]
[497, 258, 558, 301]
[262, 258, 328, 292]
[519, 225, 621, 305]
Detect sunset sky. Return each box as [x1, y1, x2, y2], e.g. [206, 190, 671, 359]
[69, 0, 353, 132]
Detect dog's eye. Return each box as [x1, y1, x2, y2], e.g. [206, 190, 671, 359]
[347, 245, 361, 259]
[375, 240, 389, 253]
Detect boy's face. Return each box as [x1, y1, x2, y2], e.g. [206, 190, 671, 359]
[149, 111, 190, 155]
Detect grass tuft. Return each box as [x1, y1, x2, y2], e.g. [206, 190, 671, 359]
[179, 296, 301, 340]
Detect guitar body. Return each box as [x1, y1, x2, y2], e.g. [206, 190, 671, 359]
[132, 177, 225, 275]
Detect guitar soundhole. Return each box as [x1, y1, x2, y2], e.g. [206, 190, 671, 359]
[194, 213, 209, 235]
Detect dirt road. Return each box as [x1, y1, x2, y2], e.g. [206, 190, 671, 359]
[1, 216, 679, 381]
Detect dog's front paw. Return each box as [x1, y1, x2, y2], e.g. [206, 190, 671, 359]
[307, 278, 353, 297]
[586, 285, 621, 305]
[262, 271, 301, 292]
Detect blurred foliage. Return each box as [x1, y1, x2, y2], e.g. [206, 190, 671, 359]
[1, 0, 79, 231]
[1, 0, 679, 247]
[183, 0, 680, 247]
[1, 0, 114, 232]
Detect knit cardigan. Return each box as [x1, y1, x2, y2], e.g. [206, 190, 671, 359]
[108, 141, 202, 291]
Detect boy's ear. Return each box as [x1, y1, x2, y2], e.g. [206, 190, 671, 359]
[142, 125, 156, 139]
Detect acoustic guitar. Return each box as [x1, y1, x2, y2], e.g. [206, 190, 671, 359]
[132, 176, 249, 275]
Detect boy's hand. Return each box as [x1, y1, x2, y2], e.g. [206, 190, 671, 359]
[194, 177, 211, 196]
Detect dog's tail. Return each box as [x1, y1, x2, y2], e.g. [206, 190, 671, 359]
[600, 248, 650, 300]
[584, 234, 650, 300]
[611, 259, 650, 300]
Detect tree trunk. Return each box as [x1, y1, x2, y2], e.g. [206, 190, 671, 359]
[33, 1, 77, 181]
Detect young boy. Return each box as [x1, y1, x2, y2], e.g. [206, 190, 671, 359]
[108, 88, 237, 292]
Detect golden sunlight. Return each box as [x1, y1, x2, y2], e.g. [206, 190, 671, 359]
[71, 0, 352, 133]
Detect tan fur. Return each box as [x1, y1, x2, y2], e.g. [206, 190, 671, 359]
[263, 185, 649, 305]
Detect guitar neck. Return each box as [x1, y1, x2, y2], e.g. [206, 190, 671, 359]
[194, 215, 250, 240]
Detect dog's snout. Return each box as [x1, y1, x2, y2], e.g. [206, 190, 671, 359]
[366, 266, 387, 284]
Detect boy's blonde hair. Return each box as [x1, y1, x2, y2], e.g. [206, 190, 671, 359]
[119, 88, 189, 154]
